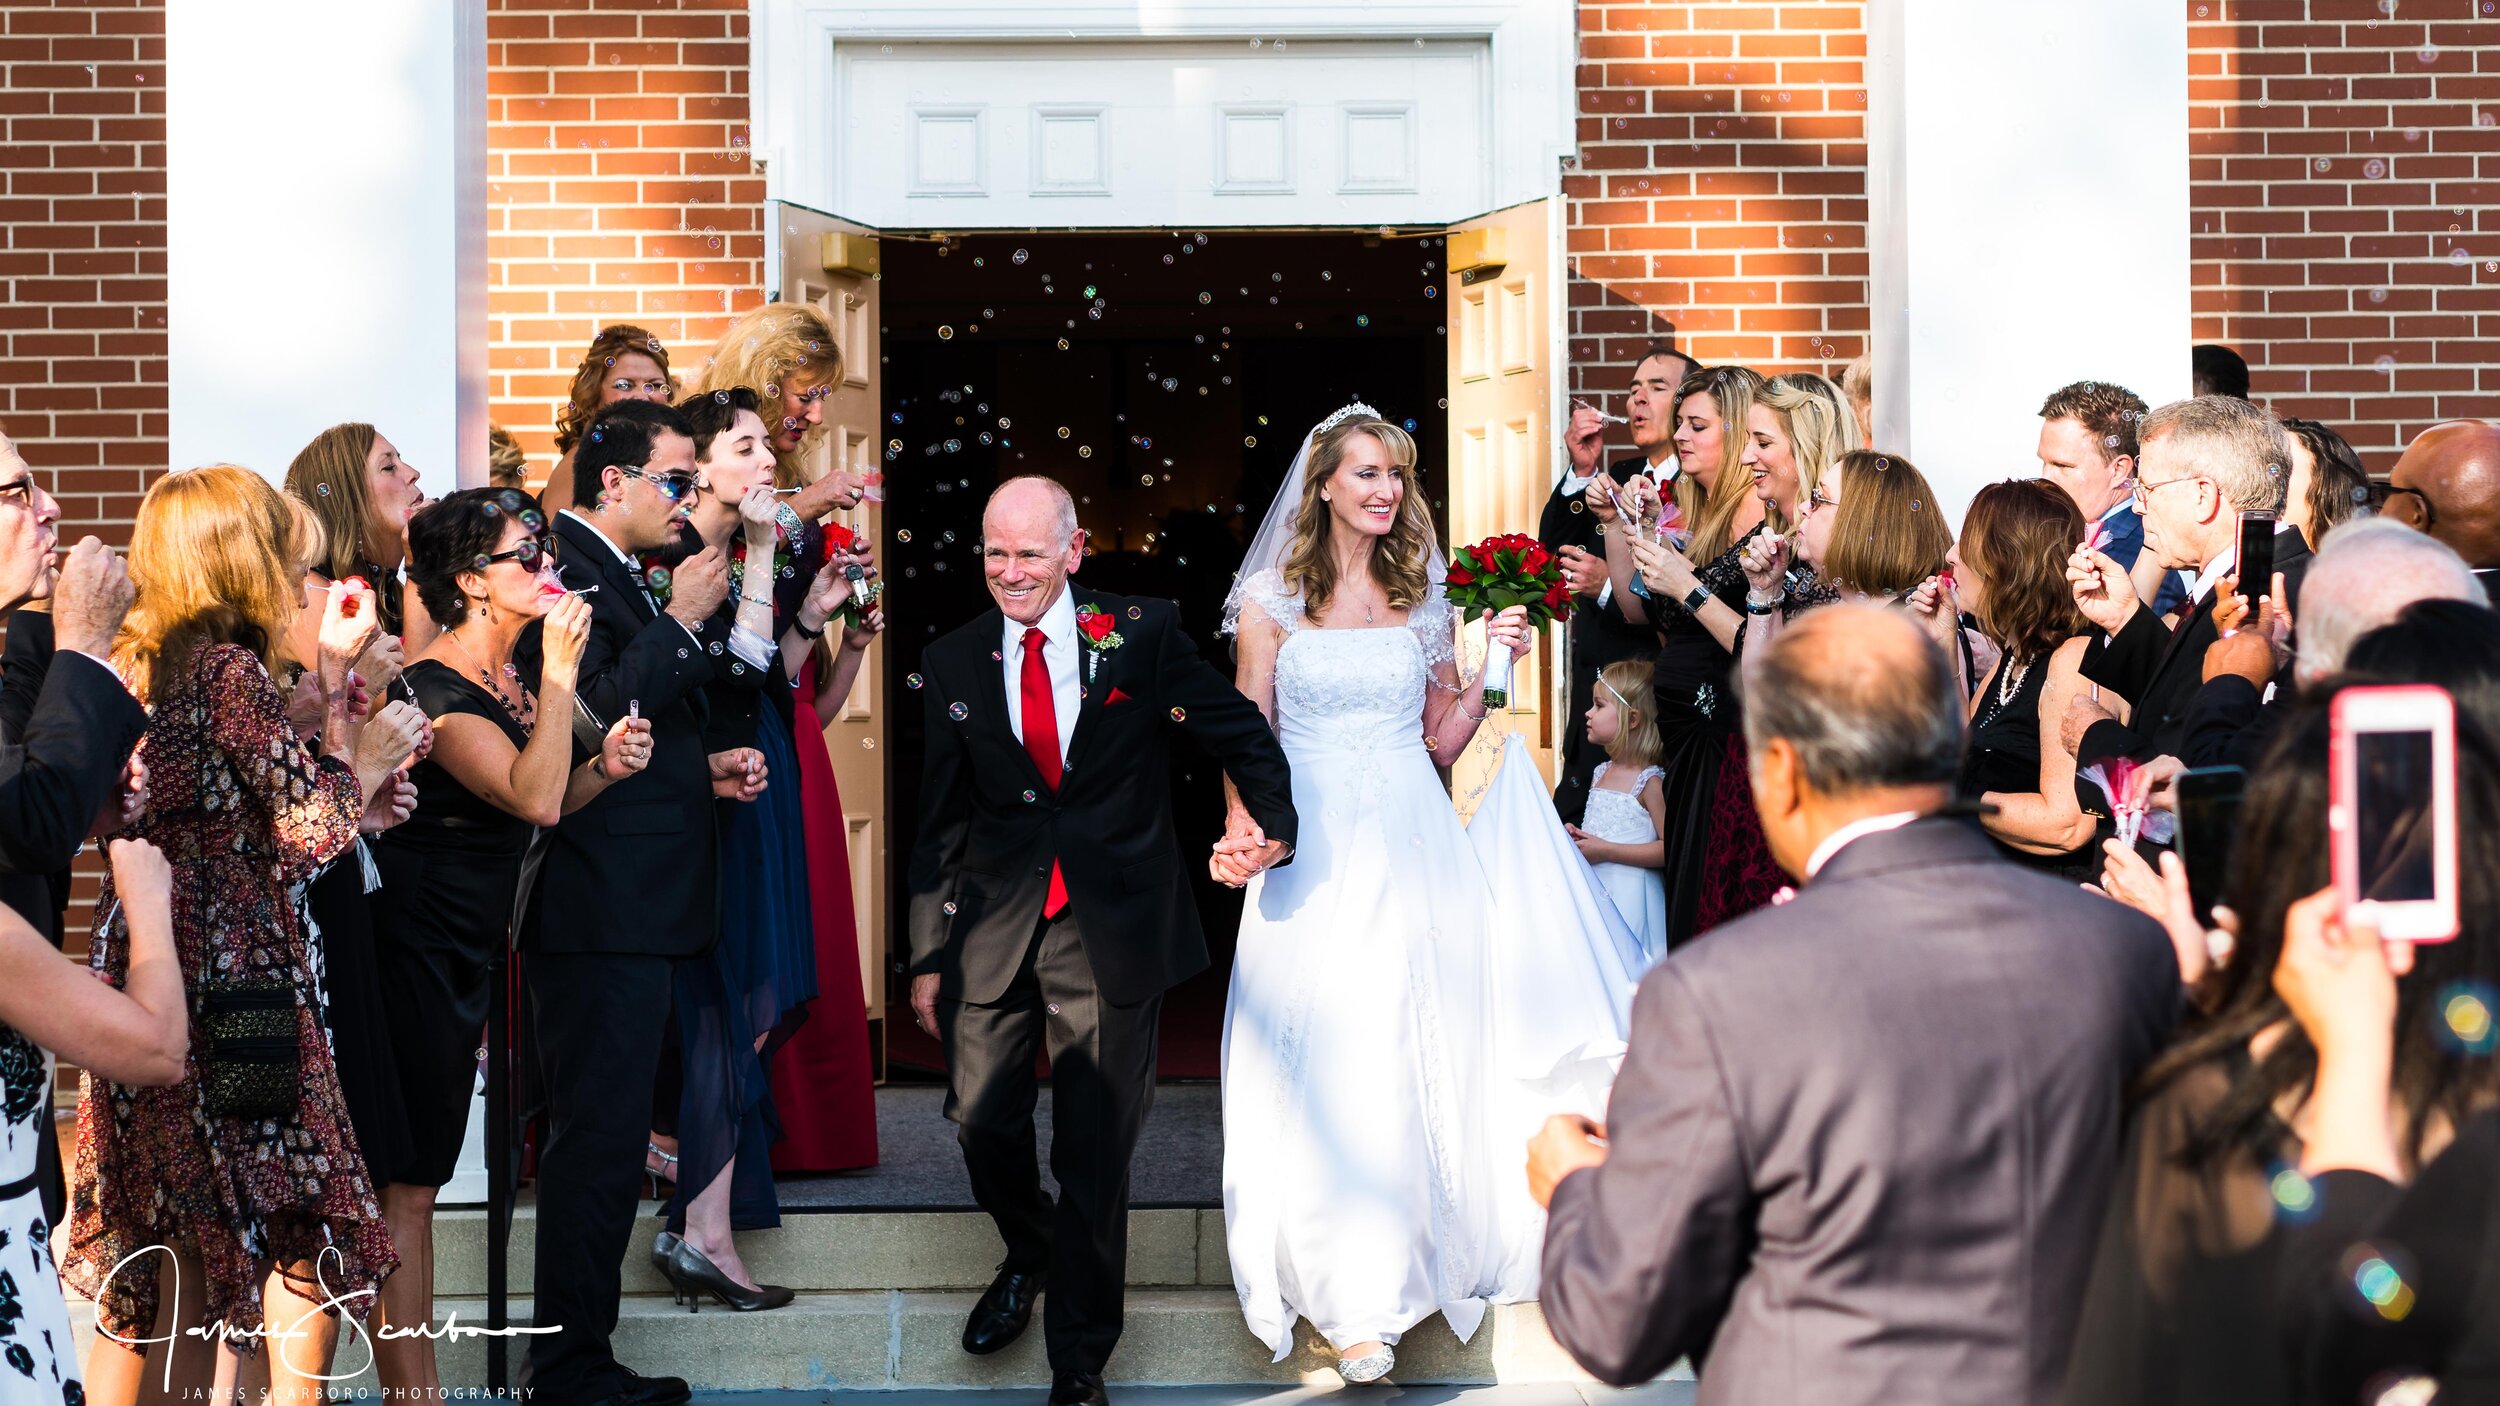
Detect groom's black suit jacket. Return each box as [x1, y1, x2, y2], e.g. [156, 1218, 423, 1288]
[907, 584, 1297, 1008]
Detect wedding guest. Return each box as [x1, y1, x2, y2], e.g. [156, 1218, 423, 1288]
[2193, 342, 2251, 399]
[69, 465, 426, 1406]
[694, 301, 883, 1178]
[488, 423, 532, 493]
[2063, 691, 2500, 1405]
[366, 488, 652, 1392]
[2035, 379, 2180, 614]
[2271, 880, 2500, 1402]
[1530, 605, 2178, 1403]
[543, 324, 677, 511]
[2063, 397, 2309, 790]
[1743, 449, 1953, 661]
[287, 421, 432, 649]
[1944, 481, 2099, 879]
[2379, 418, 2500, 593]
[515, 398, 729, 1406]
[2278, 417, 2369, 551]
[1563, 659, 1667, 966]
[0, 840, 184, 1405]
[1545, 344, 1687, 821]
[1840, 353, 1873, 444]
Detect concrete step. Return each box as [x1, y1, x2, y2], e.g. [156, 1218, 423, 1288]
[284, 1291, 1621, 1393]
[429, 1206, 1228, 1298]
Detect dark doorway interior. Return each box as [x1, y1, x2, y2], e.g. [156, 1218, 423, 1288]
[877, 230, 1447, 1077]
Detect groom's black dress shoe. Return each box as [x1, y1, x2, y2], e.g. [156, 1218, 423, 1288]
[963, 1268, 1044, 1354]
[1050, 1369, 1110, 1406]
[588, 1367, 689, 1406]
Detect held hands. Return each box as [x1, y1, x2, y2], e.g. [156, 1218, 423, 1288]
[1556, 544, 1608, 599]
[1565, 403, 1607, 477]
[2066, 545, 2139, 637]
[665, 545, 732, 626]
[1526, 1113, 1609, 1209]
[600, 714, 654, 781]
[538, 592, 594, 694]
[709, 746, 767, 801]
[1210, 809, 1291, 888]
[318, 579, 384, 692]
[49, 537, 135, 658]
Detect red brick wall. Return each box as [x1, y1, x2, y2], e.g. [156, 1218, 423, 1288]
[1564, 2, 1871, 402]
[486, 0, 766, 483]
[2189, 0, 2500, 468]
[0, 0, 165, 539]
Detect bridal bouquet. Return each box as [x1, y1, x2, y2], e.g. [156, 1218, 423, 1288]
[819, 520, 884, 628]
[1442, 533, 1572, 708]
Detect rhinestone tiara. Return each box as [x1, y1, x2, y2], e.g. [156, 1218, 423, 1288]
[1313, 401, 1382, 436]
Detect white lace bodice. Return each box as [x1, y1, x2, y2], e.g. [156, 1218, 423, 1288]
[1582, 762, 1663, 847]
[1232, 568, 1458, 756]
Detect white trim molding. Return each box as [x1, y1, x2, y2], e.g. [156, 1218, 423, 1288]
[750, 0, 1572, 230]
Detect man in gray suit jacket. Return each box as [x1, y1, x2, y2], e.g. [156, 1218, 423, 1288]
[1529, 605, 2181, 1406]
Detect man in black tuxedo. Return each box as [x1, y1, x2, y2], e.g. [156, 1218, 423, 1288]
[906, 476, 1296, 1406]
[1545, 345, 1689, 821]
[2062, 396, 2312, 800]
[516, 399, 737, 1406]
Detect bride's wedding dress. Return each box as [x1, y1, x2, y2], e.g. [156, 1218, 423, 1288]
[1220, 568, 1642, 1362]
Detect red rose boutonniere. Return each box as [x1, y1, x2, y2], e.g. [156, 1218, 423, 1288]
[1074, 604, 1123, 681]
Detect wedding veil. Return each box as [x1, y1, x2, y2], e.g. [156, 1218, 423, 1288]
[1220, 401, 1449, 638]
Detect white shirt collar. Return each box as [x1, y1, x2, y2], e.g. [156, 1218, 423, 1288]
[2096, 499, 2136, 527]
[2186, 544, 2237, 605]
[1002, 581, 1079, 654]
[560, 509, 639, 571]
[1805, 810, 1921, 879]
[1649, 450, 1681, 481]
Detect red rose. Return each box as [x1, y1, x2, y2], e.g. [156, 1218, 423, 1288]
[821, 521, 857, 551]
[1543, 578, 1571, 609]
[1077, 611, 1116, 642]
[1521, 545, 1551, 574]
[1445, 563, 1475, 586]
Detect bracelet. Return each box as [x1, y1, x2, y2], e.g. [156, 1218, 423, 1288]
[1681, 583, 1715, 614]
[1456, 699, 1487, 722]
[1745, 593, 1783, 616]
[793, 615, 829, 641]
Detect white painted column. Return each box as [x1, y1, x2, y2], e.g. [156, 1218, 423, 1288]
[1866, 0, 2192, 525]
[167, 0, 487, 495]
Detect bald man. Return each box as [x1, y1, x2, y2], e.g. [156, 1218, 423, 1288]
[2384, 419, 2500, 592]
[1529, 607, 2179, 1406]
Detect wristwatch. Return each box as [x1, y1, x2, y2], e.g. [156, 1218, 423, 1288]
[1681, 583, 1715, 614]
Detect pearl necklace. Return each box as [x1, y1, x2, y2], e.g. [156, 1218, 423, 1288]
[1995, 654, 2032, 710]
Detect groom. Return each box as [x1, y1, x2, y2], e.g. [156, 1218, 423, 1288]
[907, 476, 1297, 1405]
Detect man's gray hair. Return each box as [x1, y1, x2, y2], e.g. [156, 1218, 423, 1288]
[984, 474, 1080, 545]
[2295, 516, 2490, 684]
[2139, 395, 2294, 516]
[1738, 605, 1965, 795]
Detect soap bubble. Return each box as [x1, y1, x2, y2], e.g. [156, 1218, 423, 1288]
[1013, 248, 1029, 264]
[937, 326, 955, 340]
[906, 673, 923, 689]
[949, 702, 968, 721]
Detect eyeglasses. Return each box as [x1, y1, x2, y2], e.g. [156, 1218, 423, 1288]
[1796, 488, 1838, 522]
[473, 536, 556, 572]
[2129, 474, 2204, 511]
[2372, 483, 2435, 531]
[0, 476, 35, 508]
[618, 465, 698, 502]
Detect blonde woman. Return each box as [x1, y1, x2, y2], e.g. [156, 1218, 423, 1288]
[70, 466, 428, 1406]
[286, 422, 431, 650]
[1220, 406, 1635, 1383]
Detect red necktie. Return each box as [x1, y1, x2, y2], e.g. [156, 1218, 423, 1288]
[1020, 626, 1068, 917]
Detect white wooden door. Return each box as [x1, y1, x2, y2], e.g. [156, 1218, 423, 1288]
[777, 201, 889, 1042]
[1443, 197, 1558, 813]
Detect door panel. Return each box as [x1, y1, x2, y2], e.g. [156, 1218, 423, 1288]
[777, 201, 888, 1045]
[1442, 198, 1557, 812]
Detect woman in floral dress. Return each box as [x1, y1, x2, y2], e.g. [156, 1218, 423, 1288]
[66, 467, 427, 1405]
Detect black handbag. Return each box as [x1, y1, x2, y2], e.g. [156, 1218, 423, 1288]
[196, 981, 300, 1120]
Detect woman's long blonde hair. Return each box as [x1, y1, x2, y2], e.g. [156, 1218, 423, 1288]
[695, 303, 844, 488]
[1280, 418, 1437, 623]
[285, 422, 384, 579]
[1755, 372, 1860, 534]
[1675, 365, 1765, 562]
[114, 466, 322, 707]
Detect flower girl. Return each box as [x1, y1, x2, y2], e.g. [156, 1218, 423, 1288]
[1564, 660, 1669, 967]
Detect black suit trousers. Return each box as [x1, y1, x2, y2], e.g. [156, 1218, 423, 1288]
[520, 949, 676, 1404]
[941, 907, 1160, 1376]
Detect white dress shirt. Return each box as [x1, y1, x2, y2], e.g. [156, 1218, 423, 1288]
[1002, 584, 1082, 764]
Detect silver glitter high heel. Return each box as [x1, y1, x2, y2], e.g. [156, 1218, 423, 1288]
[1336, 1345, 1395, 1384]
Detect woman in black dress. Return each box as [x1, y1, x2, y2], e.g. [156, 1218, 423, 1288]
[366, 489, 653, 1391]
[1940, 480, 2100, 880]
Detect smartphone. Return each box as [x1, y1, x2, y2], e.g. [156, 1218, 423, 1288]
[2330, 684, 2459, 942]
[2238, 510, 2277, 607]
[2172, 766, 2246, 928]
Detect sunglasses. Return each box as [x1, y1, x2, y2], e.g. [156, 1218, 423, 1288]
[618, 465, 698, 502]
[473, 536, 557, 572]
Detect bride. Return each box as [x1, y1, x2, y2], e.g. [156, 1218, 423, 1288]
[1217, 404, 1642, 1382]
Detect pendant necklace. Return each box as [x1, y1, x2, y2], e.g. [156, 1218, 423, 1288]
[449, 628, 534, 729]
